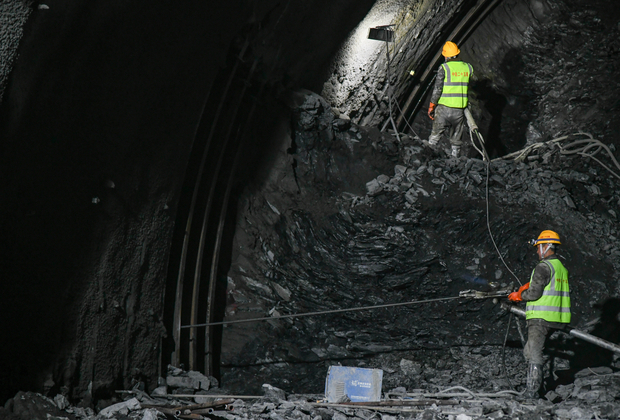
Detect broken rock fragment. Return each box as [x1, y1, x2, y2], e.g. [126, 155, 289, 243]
[262, 383, 287, 402]
[97, 397, 140, 418]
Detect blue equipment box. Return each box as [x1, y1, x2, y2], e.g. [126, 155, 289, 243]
[325, 366, 383, 402]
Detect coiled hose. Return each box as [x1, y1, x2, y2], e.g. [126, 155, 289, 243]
[494, 132, 620, 181]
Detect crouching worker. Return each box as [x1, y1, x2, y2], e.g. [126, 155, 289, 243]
[508, 230, 570, 398]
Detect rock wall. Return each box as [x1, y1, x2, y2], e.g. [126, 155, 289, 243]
[1, 0, 619, 408]
[220, 90, 620, 395]
[0, 0, 31, 102]
[0, 0, 243, 404]
[0, 0, 377, 406]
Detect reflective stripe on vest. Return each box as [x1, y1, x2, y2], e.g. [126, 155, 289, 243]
[526, 258, 571, 323]
[437, 61, 471, 109]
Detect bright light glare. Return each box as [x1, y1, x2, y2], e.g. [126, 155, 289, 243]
[323, 0, 404, 113]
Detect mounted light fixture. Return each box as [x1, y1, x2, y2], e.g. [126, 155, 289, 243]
[367, 25, 395, 42]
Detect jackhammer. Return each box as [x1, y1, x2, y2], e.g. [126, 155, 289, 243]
[464, 108, 489, 161]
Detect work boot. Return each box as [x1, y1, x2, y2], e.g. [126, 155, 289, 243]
[451, 145, 460, 158]
[524, 363, 543, 399]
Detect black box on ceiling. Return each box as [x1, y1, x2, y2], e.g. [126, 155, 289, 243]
[368, 27, 394, 42]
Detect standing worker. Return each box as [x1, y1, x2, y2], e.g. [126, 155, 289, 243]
[508, 230, 571, 398]
[427, 41, 473, 158]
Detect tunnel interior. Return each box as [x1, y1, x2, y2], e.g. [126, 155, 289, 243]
[1, 0, 620, 415]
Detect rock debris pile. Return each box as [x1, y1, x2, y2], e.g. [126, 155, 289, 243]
[4, 368, 620, 419]
[220, 90, 620, 404]
[362, 134, 620, 269]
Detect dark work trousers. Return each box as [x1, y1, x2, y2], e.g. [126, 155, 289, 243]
[524, 319, 552, 365]
[428, 104, 465, 147]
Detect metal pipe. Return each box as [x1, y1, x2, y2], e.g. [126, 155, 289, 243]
[157, 394, 262, 399]
[501, 303, 620, 354]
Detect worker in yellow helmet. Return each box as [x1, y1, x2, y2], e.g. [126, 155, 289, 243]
[426, 41, 473, 158]
[508, 230, 570, 398]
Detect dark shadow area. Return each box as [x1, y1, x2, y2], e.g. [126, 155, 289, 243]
[571, 298, 620, 370]
[470, 79, 507, 158]
[468, 48, 534, 157]
[545, 298, 620, 392]
[207, 194, 241, 380]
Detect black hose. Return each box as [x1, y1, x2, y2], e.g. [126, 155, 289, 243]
[501, 313, 516, 391]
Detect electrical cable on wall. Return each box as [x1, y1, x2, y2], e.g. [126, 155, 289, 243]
[464, 110, 523, 286]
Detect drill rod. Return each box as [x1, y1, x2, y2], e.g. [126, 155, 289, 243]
[501, 302, 620, 354]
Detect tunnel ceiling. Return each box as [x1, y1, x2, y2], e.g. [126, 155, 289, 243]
[0, 0, 619, 412]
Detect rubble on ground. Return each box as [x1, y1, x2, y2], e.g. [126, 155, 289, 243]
[4, 367, 620, 420]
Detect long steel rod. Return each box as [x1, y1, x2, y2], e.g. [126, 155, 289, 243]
[184, 296, 463, 328]
[501, 303, 620, 354]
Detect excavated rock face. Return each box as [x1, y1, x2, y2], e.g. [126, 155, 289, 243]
[462, 0, 620, 156]
[0, 0, 30, 102]
[220, 89, 620, 397]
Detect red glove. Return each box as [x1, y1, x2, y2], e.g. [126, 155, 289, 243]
[508, 282, 530, 302]
[428, 102, 436, 120]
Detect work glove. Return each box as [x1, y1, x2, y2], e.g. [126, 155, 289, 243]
[428, 102, 436, 120]
[508, 282, 530, 302]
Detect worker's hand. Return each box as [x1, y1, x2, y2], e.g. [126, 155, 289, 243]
[507, 282, 530, 302]
[508, 291, 522, 302]
[428, 102, 436, 120]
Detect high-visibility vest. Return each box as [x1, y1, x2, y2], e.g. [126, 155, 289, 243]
[526, 258, 571, 323]
[437, 61, 472, 109]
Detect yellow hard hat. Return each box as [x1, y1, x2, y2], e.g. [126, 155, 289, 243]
[442, 41, 460, 57]
[532, 230, 561, 246]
